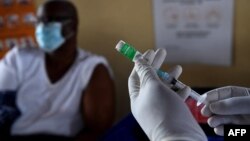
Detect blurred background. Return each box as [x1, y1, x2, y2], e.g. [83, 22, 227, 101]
[1, 0, 250, 123]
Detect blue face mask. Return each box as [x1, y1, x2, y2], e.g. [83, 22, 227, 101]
[35, 22, 65, 53]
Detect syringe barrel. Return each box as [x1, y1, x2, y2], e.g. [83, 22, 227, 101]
[159, 70, 205, 105]
[190, 90, 202, 102]
[172, 80, 206, 106]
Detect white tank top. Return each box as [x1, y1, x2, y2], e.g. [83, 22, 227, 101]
[0, 47, 112, 137]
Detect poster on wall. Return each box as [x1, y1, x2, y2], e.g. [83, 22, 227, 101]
[0, 0, 36, 58]
[153, 0, 234, 66]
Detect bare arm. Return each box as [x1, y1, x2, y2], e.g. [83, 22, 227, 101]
[76, 64, 115, 141]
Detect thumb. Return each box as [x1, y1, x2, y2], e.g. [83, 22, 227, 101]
[210, 96, 250, 115]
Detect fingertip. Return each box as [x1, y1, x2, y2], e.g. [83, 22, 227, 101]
[182, 86, 191, 96]
[208, 116, 220, 128]
[177, 86, 191, 100]
[155, 48, 167, 57]
[143, 49, 154, 57]
[201, 104, 213, 117]
[175, 65, 183, 73]
[208, 116, 225, 128]
[142, 49, 154, 64]
[169, 65, 183, 79]
[207, 117, 213, 127]
[214, 126, 224, 136]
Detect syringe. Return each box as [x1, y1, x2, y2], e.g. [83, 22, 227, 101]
[115, 40, 207, 106]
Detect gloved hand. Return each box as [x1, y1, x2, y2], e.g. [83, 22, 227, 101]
[201, 86, 250, 136]
[128, 49, 207, 141]
[140, 48, 189, 100]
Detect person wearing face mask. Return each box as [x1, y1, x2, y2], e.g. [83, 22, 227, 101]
[0, 0, 115, 140]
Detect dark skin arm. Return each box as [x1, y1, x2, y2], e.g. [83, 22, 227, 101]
[76, 64, 115, 141]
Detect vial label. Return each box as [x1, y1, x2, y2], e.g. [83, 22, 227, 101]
[120, 43, 137, 61]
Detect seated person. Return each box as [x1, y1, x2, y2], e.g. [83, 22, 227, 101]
[0, 0, 115, 140]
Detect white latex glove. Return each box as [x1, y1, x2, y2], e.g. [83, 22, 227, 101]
[128, 49, 207, 141]
[141, 49, 189, 100]
[201, 86, 250, 136]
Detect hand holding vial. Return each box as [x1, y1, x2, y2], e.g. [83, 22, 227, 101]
[116, 40, 207, 106]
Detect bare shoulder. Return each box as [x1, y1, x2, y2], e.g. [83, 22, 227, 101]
[91, 64, 111, 80]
